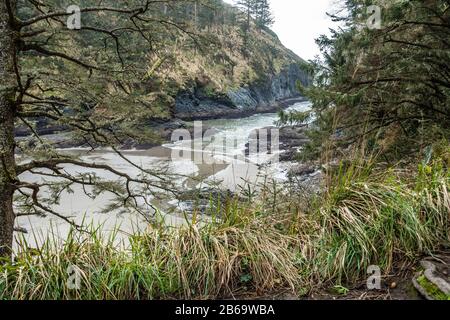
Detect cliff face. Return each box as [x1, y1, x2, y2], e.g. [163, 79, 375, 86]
[143, 1, 312, 121]
[175, 63, 309, 120]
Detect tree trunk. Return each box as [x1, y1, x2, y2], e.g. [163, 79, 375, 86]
[0, 0, 17, 258]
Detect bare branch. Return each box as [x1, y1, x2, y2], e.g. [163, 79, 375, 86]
[19, 43, 99, 70]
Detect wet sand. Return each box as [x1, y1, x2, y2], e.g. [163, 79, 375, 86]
[14, 101, 311, 248]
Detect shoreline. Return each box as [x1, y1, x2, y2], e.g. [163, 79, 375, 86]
[174, 96, 308, 121]
[16, 97, 309, 151]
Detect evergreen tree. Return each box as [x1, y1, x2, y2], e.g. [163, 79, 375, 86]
[255, 0, 274, 29]
[0, 0, 205, 257]
[235, 0, 255, 56]
[297, 0, 450, 161]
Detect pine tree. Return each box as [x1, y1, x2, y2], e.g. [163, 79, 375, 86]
[235, 0, 256, 56]
[255, 0, 274, 29]
[300, 0, 450, 160]
[235, 0, 274, 37]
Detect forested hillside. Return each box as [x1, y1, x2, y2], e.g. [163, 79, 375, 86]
[294, 0, 450, 162]
[17, 0, 308, 126]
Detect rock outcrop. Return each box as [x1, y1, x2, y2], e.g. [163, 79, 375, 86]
[174, 63, 309, 120]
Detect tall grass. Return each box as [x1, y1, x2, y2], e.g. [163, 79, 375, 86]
[308, 151, 450, 284]
[0, 206, 300, 300]
[1, 150, 448, 299]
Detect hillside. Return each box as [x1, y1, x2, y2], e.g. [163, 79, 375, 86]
[16, 0, 309, 136]
[159, 3, 310, 120]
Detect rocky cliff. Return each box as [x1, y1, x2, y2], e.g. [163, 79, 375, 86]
[175, 63, 309, 120]
[145, 1, 311, 121]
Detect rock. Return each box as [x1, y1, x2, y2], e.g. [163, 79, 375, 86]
[277, 126, 309, 161]
[412, 259, 450, 300]
[243, 124, 310, 161]
[279, 149, 298, 162]
[176, 188, 238, 215]
[279, 126, 308, 140]
[175, 63, 309, 120]
[285, 163, 322, 194]
[288, 164, 316, 177]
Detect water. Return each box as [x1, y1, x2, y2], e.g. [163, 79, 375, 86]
[14, 101, 311, 246]
[201, 101, 311, 154]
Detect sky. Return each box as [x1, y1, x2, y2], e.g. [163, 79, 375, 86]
[224, 0, 339, 61]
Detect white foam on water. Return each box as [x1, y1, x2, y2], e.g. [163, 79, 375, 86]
[15, 101, 312, 247]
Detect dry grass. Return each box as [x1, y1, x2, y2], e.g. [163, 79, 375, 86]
[1, 152, 448, 300]
[0, 206, 301, 300]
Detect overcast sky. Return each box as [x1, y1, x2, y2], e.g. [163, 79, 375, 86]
[224, 0, 339, 61]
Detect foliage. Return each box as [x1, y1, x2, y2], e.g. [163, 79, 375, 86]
[1, 150, 449, 299]
[311, 155, 449, 283]
[298, 0, 450, 161]
[276, 109, 312, 127]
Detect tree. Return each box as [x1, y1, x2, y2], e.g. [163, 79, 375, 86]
[299, 0, 450, 160]
[254, 0, 273, 29]
[0, 0, 17, 259]
[235, 0, 255, 51]
[234, 0, 274, 56]
[0, 0, 206, 258]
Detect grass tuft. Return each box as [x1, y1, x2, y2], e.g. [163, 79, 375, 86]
[1, 150, 448, 299]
